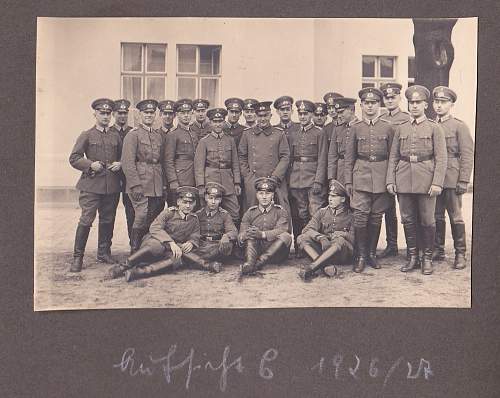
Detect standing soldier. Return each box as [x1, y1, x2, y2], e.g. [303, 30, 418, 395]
[387, 85, 447, 275]
[223, 97, 246, 148]
[238, 177, 292, 276]
[69, 98, 122, 272]
[378, 82, 411, 258]
[121, 99, 165, 253]
[344, 88, 395, 273]
[288, 100, 328, 257]
[110, 99, 134, 249]
[432, 86, 474, 269]
[323, 92, 344, 145]
[312, 102, 328, 128]
[164, 99, 199, 197]
[242, 98, 259, 128]
[194, 107, 242, 226]
[327, 97, 358, 186]
[158, 100, 176, 136]
[273, 95, 301, 142]
[238, 101, 291, 217]
[190, 98, 211, 140]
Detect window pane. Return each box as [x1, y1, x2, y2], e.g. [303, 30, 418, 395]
[408, 81, 415, 87]
[362, 82, 376, 88]
[201, 78, 219, 107]
[380, 56, 395, 78]
[122, 76, 142, 107]
[178, 77, 196, 99]
[122, 43, 142, 72]
[362, 56, 376, 77]
[408, 56, 416, 79]
[199, 46, 213, 75]
[146, 44, 166, 72]
[178, 45, 197, 73]
[212, 48, 220, 75]
[146, 77, 166, 100]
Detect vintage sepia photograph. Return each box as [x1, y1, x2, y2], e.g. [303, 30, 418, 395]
[35, 17, 476, 310]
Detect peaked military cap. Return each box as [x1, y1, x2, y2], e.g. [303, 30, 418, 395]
[273, 96, 294, 109]
[136, 99, 158, 112]
[224, 97, 244, 111]
[432, 86, 457, 103]
[193, 98, 210, 110]
[405, 85, 430, 101]
[380, 82, 403, 97]
[207, 108, 228, 121]
[359, 87, 383, 101]
[177, 186, 198, 201]
[255, 101, 273, 114]
[314, 102, 328, 116]
[295, 100, 315, 113]
[323, 92, 344, 106]
[159, 100, 176, 113]
[175, 98, 193, 112]
[334, 97, 357, 110]
[205, 182, 225, 197]
[92, 98, 115, 112]
[329, 179, 348, 197]
[254, 176, 278, 192]
[113, 99, 131, 112]
[243, 98, 259, 110]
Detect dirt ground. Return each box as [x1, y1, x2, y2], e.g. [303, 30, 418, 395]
[34, 194, 472, 310]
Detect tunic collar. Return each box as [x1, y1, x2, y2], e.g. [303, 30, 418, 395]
[95, 124, 107, 133]
[210, 131, 224, 139]
[258, 203, 273, 213]
[161, 124, 173, 133]
[254, 125, 273, 136]
[410, 115, 427, 125]
[178, 123, 191, 131]
[436, 114, 451, 123]
[194, 119, 208, 129]
[363, 115, 380, 126]
[140, 123, 153, 132]
[205, 208, 220, 217]
[301, 122, 314, 132]
[280, 121, 293, 129]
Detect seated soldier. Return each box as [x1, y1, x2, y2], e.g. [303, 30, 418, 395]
[238, 177, 292, 276]
[194, 182, 238, 263]
[108, 186, 221, 282]
[297, 180, 354, 281]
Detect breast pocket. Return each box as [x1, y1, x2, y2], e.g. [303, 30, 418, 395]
[177, 139, 193, 154]
[445, 131, 459, 154]
[87, 139, 100, 159]
[398, 132, 410, 154]
[305, 140, 318, 156]
[417, 134, 433, 154]
[356, 136, 368, 153]
[375, 135, 389, 153]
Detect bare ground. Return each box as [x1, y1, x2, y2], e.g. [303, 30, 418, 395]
[34, 194, 472, 310]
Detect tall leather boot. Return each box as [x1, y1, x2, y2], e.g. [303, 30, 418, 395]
[451, 223, 467, 270]
[125, 257, 176, 282]
[400, 223, 420, 272]
[108, 245, 153, 279]
[240, 239, 260, 275]
[432, 219, 446, 261]
[302, 243, 320, 261]
[368, 222, 382, 269]
[130, 228, 146, 254]
[420, 225, 435, 275]
[97, 223, 116, 263]
[183, 252, 222, 273]
[299, 242, 341, 281]
[254, 239, 288, 270]
[70, 225, 91, 272]
[294, 220, 306, 259]
[380, 206, 399, 257]
[353, 227, 369, 273]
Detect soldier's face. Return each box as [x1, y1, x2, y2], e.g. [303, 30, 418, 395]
[228, 109, 241, 124]
[298, 111, 312, 126]
[194, 109, 207, 122]
[328, 194, 345, 208]
[141, 110, 156, 126]
[327, 105, 338, 119]
[177, 110, 192, 126]
[161, 111, 175, 126]
[361, 100, 380, 118]
[408, 100, 427, 118]
[114, 111, 129, 126]
[177, 198, 196, 214]
[313, 114, 327, 126]
[95, 110, 112, 127]
[433, 98, 453, 116]
[277, 106, 292, 122]
[256, 112, 272, 128]
[212, 119, 224, 133]
[256, 190, 274, 207]
[338, 108, 354, 124]
[383, 95, 401, 111]
[243, 109, 256, 123]
[205, 194, 222, 211]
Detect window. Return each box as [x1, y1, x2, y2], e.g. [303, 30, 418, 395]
[362, 56, 397, 88]
[408, 56, 416, 87]
[177, 45, 221, 106]
[121, 43, 167, 107]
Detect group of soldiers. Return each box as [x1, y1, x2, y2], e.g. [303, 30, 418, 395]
[69, 82, 474, 282]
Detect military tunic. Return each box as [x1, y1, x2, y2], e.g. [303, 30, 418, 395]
[327, 118, 357, 185]
[383, 108, 411, 125]
[240, 204, 292, 248]
[274, 121, 301, 146]
[223, 121, 246, 148]
[191, 119, 212, 141]
[164, 124, 199, 188]
[194, 207, 238, 259]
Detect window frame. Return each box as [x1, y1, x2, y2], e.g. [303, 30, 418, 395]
[362, 55, 397, 88]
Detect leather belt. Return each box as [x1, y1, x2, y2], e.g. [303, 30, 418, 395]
[138, 159, 160, 164]
[337, 154, 344, 160]
[448, 152, 460, 158]
[400, 154, 433, 163]
[293, 156, 318, 162]
[357, 154, 388, 162]
[206, 160, 232, 169]
[201, 235, 222, 241]
[175, 154, 194, 160]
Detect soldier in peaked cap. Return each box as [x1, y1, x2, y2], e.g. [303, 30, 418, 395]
[238, 177, 292, 276]
[431, 86, 474, 269]
[344, 87, 395, 273]
[327, 97, 358, 187]
[191, 98, 211, 140]
[313, 102, 328, 128]
[222, 97, 245, 148]
[297, 179, 354, 281]
[158, 100, 176, 136]
[386, 85, 447, 275]
[273, 95, 301, 142]
[287, 99, 328, 258]
[242, 98, 259, 128]
[194, 107, 242, 225]
[323, 92, 345, 143]
[69, 98, 122, 272]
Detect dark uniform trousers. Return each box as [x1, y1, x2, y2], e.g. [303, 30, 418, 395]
[78, 191, 120, 227]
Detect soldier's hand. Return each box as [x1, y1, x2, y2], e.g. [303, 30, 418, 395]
[319, 237, 332, 251]
[180, 241, 194, 253]
[345, 183, 353, 197]
[456, 181, 468, 195]
[235, 184, 242, 196]
[108, 161, 121, 172]
[238, 232, 247, 244]
[387, 184, 397, 196]
[219, 235, 232, 252]
[247, 226, 262, 239]
[428, 184, 443, 197]
[130, 185, 144, 201]
[90, 161, 104, 172]
[220, 234, 231, 244]
[312, 182, 323, 195]
[197, 186, 206, 196]
[169, 242, 183, 259]
[170, 181, 179, 191]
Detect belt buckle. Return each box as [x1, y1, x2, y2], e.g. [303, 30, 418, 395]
[409, 155, 418, 163]
[206, 236, 213, 241]
[369, 155, 376, 161]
